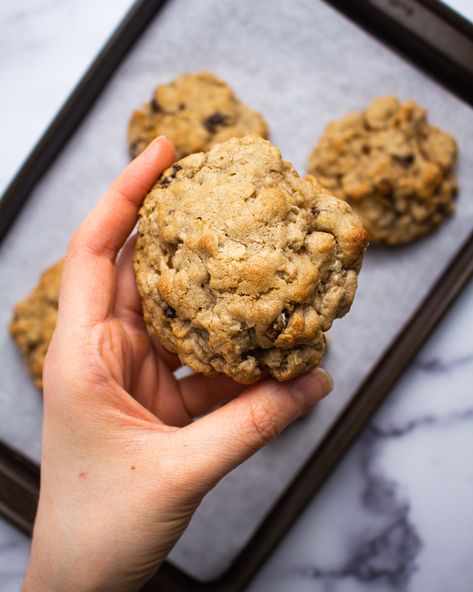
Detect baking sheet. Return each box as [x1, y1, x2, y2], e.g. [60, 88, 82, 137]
[1, 0, 472, 582]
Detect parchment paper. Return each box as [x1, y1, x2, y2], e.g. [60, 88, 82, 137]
[1, 0, 472, 581]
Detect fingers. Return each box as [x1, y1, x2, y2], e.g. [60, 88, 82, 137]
[151, 339, 182, 373]
[115, 235, 141, 318]
[178, 373, 246, 417]
[136, 371, 244, 426]
[58, 137, 175, 327]
[132, 354, 191, 427]
[114, 235, 182, 371]
[178, 368, 333, 489]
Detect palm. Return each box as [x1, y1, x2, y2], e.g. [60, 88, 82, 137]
[110, 310, 189, 427]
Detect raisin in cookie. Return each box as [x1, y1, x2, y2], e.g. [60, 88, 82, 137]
[10, 259, 63, 390]
[128, 71, 269, 159]
[134, 135, 367, 384]
[308, 97, 458, 245]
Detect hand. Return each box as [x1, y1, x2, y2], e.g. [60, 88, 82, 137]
[23, 136, 333, 592]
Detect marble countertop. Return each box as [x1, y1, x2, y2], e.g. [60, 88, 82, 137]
[1, 1, 472, 591]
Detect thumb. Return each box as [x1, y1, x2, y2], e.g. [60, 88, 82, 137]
[180, 368, 333, 490]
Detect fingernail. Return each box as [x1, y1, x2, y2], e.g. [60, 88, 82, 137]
[147, 135, 167, 149]
[291, 367, 333, 410]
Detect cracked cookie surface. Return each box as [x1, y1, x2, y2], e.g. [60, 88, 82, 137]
[128, 71, 269, 159]
[10, 259, 63, 390]
[308, 97, 458, 245]
[135, 135, 367, 383]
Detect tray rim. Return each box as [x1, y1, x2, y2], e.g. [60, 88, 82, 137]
[1, 0, 473, 590]
[332, 0, 473, 105]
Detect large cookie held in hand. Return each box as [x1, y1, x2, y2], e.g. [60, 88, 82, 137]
[135, 136, 367, 383]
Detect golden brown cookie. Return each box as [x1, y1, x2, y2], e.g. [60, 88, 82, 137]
[134, 135, 367, 384]
[128, 71, 269, 159]
[10, 259, 63, 390]
[308, 97, 458, 245]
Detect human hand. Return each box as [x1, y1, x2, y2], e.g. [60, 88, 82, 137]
[23, 136, 333, 592]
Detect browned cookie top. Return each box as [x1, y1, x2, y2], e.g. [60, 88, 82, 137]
[308, 97, 458, 245]
[134, 135, 367, 384]
[128, 71, 269, 159]
[10, 259, 63, 391]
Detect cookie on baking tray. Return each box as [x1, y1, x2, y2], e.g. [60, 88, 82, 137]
[308, 96, 458, 245]
[134, 135, 367, 384]
[128, 71, 269, 159]
[10, 259, 63, 391]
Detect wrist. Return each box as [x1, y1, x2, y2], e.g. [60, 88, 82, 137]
[24, 517, 145, 592]
[24, 523, 109, 592]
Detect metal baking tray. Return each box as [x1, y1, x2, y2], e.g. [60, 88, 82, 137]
[1, 0, 472, 590]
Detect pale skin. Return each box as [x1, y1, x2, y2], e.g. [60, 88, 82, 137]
[23, 136, 333, 592]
